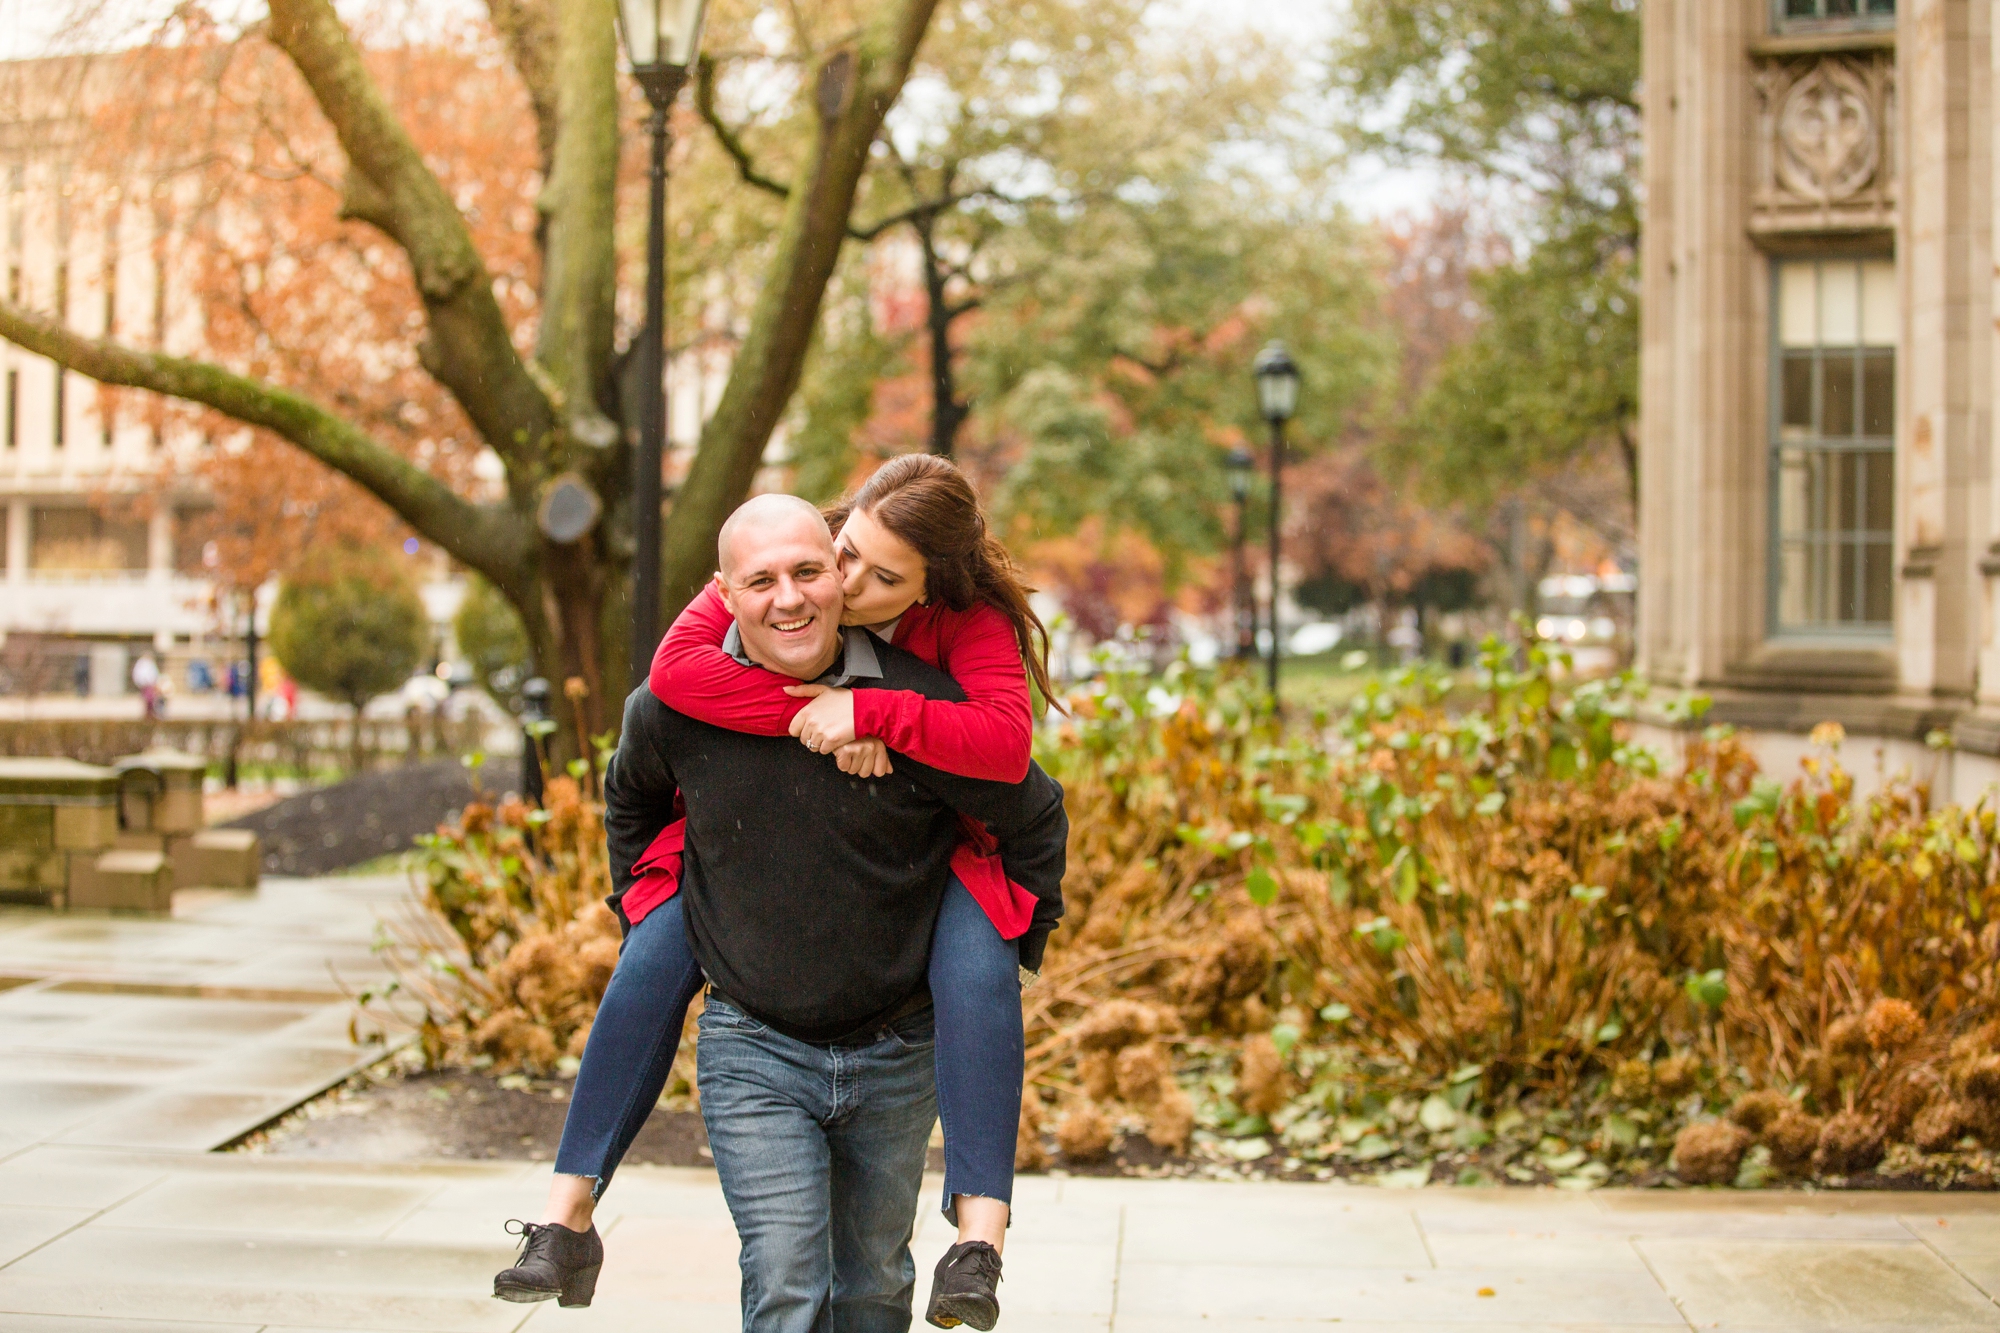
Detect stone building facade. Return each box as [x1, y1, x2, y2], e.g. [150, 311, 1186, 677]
[1640, 0, 2000, 798]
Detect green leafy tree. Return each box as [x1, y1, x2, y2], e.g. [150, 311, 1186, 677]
[969, 182, 1388, 585]
[1334, 0, 1641, 521]
[754, 0, 1321, 522]
[269, 542, 430, 773]
[454, 575, 533, 713]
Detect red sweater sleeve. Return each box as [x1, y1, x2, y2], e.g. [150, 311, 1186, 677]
[647, 584, 805, 736]
[852, 604, 1033, 783]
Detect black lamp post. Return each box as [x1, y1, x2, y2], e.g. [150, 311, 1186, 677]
[1252, 340, 1299, 699]
[617, 0, 709, 690]
[1225, 446, 1256, 660]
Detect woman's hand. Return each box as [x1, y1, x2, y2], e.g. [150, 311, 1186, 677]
[785, 684, 859, 755]
[832, 738, 893, 778]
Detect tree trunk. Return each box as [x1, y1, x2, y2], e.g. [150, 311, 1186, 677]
[350, 700, 368, 776]
[657, 0, 944, 619]
[1616, 420, 1638, 514]
[917, 214, 969, 458]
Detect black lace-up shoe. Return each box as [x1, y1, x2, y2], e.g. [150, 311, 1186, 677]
[925, 1239, 1003, 1330]
[493, 1219, 604, 1307]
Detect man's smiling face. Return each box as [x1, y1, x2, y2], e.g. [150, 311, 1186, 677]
[716, 496, 845, 680]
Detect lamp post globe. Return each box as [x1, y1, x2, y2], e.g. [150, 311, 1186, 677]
[618, 0, 708, 692]
[1225, 445, 1254, 503]
[1251, 341, 1299, 699]
[1253, 339, 1300, 424]
[616, 0, 709, 74]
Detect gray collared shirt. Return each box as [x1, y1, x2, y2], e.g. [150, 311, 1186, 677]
[720, 620, 885, 687]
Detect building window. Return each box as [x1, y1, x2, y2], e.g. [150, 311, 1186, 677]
[1774, 0, 1895, 31]
[1771, 257, 1895, 634]
[29, 506, 147, 575]
[5, 369, 16, 449]
[51, 369, 64, 449]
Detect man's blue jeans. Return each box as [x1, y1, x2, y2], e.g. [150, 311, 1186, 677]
[697, 994, 938, 1333]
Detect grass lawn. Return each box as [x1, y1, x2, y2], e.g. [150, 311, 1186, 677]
[1270, 650, 1488, 718]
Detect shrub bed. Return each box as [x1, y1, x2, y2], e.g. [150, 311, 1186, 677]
[368, 645, 2000, 1188]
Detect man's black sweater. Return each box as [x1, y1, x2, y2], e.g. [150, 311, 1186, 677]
[603, 636, 1068, 1045]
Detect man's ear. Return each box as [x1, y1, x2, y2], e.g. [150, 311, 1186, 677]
[713, 573, 736, 617]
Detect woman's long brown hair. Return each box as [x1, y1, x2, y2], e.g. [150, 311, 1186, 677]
[825, 454, 1062, 712]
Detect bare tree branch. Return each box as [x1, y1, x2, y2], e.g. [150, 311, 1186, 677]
[0, 300, 528, 582]
[535, 0, 619, 439]
[485, 0, 560, 177]
[264, 0, 554, 465]
[694, 56, 792, 199]
[659, 0, 944, 612]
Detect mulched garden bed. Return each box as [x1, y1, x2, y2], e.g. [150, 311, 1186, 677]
[225, 760, 479, 876]
[236, 1066, 714, 1166]
[235, 1060, 1998, 1191]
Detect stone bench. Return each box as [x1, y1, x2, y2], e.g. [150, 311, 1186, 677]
[0, 752, 260, 911]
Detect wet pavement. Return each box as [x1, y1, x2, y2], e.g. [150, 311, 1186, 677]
[1, 875, 1997, 1331]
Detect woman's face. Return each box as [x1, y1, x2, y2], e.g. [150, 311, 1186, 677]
[836, 507, 928, 628]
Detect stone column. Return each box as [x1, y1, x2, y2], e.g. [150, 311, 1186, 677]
[1638, 0, 1763, 691]
[6, 496, 27, 583]
[1981, 7, 2000, 705]
[146, 505, 170, 584]
[1899, 0, 1986, 701]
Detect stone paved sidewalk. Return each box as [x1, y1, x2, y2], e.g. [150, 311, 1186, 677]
[2, 876, 1999, 1331]
[0, 877, 404, 1159]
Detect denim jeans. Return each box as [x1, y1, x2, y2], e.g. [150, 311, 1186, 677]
[699, 994, 938, 1333]
[552, 892, 706, 1194]
[553, 878, 1022, 1215]
[927, 873, 1022, 1219]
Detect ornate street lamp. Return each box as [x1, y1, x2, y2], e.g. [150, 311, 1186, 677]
[1253, 341, 1299, 699]
[1225, 446, 1256, 660]
[617, 0, 709, 689]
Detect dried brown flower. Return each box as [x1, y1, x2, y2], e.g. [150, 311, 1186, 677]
[1672, 1121, 1751, 1185]
[1114, 1042, 1171, 1107]
[1653, 1054, 1701, 1099]
[1764, 1109, 1823, 1175]
[1959, 1054, 2000, 1109]
[1174, 917, 1273, 1024]
[1237, 1032, 1292, 1117]
[1055, 1102, 1114, 1162]
[1728, 1089, 1793, 1136]
[1826, 1015, 1873, 1063]
[1077, 1050, 1118, 1102]
[1016, 1097, 1049, 1172]
[1071, 999, 1164, 1054]
[1146, 1085, 1196, 1152]
[1880, 1066, 1942, 1139]
[1864, 998, 1925, 1054]
[1814, 1111, 1885, 1177]
[1912, 1099, 1973, 1153]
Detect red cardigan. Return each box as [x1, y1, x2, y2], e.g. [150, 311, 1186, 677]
[622, 586, 1038, 937]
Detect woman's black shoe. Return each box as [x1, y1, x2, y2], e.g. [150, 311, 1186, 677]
[925, 1240, 1003, 1330]
[493, 1219, 603, 1307]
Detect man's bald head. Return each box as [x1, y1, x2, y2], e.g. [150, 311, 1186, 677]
[713, 494, 846, 680]
[717, 493, 832, 579]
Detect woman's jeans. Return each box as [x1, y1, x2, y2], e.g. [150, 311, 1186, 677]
[553, 875, 1023, 1217]
[699, 994, 937, 1333]
[553, 892, 706, 1194]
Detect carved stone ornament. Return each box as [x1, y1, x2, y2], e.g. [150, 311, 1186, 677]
[1752, 53, 1895, 235]
[1775, 61, 1877, 201]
